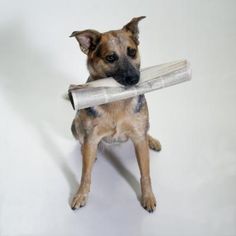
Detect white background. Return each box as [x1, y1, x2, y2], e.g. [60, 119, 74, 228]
[0, 0, 236, 235]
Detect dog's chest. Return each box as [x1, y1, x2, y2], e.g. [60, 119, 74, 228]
[87, 96, 146, 144]
[102, 122, 129, 144]
[100, 99, 135, 144]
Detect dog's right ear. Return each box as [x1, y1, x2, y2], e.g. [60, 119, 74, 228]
[70, 30, 101, 55]
[122, 16, 146, 45]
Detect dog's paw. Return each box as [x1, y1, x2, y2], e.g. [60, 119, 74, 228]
[148, 135, 162, 152]
[141, 193, 157, 213]
[71, 193, 88, 210]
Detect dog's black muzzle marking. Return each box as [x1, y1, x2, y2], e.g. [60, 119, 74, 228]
[114, 69, 140, 86]
[123, 74, 140, 86]
[106, 58, 140, 87]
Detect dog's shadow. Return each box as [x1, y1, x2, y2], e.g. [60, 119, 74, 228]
[0, 22, 79, 196]
[0, 21, 140, 203]
[100, 144, 141, 200]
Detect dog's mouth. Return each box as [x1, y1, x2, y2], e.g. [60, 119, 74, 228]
[105, 66, 140, 87]
[110, 71, 140, 87]
[116, 75, 140, 86]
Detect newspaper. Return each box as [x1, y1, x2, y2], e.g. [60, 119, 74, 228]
[68, 59, 191, 110]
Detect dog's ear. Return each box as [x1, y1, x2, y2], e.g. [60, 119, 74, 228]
[122, 16, 146, 45]
[70, 30, 101, 55]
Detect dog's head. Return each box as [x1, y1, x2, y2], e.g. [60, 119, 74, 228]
[70, 16, 145, 86]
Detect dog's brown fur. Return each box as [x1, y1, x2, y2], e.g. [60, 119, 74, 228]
[70, 17, 161, 212]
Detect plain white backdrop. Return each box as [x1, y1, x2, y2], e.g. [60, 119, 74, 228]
[0, 0, 236, 235]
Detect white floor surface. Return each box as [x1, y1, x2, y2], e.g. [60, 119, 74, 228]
[0, 0, 236, 235]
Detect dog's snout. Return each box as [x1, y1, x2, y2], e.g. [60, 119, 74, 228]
[109, 59, 140, 86]
[115, 73, 140, 86]
[125, 75, 139, 85]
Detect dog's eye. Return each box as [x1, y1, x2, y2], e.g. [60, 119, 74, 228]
[127, 47, 137, 58]
[105, 53, 118, 63]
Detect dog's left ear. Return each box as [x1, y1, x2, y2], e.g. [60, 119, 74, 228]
[122, 16, 146, 45]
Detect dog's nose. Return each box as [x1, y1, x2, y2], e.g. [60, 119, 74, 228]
[125, 75, 139, 85]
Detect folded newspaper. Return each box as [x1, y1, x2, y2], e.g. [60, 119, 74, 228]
[68, 59, 191, 110]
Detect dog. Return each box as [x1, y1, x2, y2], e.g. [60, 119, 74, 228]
[70, 16, 161, 213]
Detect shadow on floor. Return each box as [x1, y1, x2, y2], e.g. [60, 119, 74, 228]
[100, 143, 141, 200]
[0, 21, 78, 197]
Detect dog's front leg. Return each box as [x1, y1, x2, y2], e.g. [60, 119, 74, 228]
[132, 136, 157, 212]
[71, 138, 98, 210]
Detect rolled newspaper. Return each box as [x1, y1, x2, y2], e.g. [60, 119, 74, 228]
[68, 59, 191, 110]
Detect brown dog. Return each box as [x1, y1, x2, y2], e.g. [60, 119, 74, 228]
[70, 16, 161, 212]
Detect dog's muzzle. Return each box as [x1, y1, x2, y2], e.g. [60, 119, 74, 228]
[107, 60, 140, 86]
[114, 72, 140, 86]
[124, 75, 139, 86]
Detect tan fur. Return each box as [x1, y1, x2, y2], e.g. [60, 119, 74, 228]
[70, 17, 161, 212]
